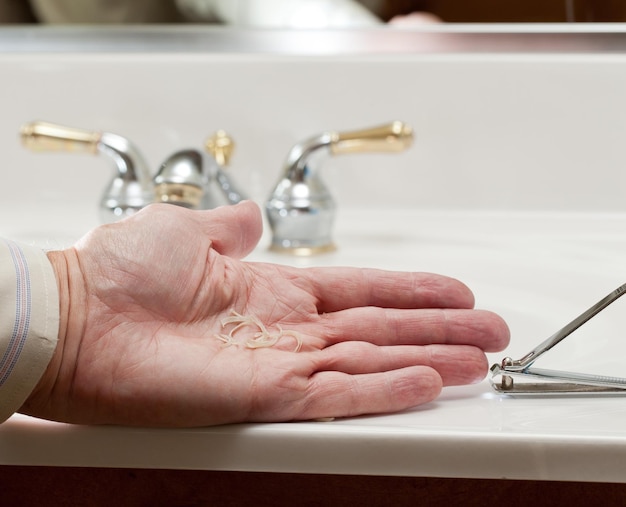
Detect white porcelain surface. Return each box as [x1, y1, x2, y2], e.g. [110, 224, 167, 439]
[2, 208, 626, 482]
[3, 44, 626, 218]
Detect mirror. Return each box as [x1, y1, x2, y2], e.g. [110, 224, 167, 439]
[3, 0, 626, 26]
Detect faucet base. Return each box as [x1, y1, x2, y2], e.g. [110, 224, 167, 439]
[269, 242, 337, 256]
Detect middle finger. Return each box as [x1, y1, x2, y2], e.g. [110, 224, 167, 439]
[318, 307, 510, 352]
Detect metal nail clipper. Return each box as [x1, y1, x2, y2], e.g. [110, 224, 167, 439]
[490, 283, 626, 395]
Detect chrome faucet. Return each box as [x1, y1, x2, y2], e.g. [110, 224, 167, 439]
[20, 121, 246, 223]
[265, 121, 414, 255]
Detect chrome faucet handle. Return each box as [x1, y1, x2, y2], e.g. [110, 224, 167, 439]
[20, 121, 155, 223]
[265, 120, 414, 256]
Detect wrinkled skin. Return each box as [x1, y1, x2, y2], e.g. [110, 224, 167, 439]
[21, 202, 509, 426]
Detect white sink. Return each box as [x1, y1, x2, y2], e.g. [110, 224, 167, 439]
[2, 207, 626, 482]
[3, 27, 626, 481]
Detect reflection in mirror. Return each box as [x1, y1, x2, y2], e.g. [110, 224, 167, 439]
[1, 0, 625, 26]
[0, 0, 376, 26]
[0, 0, 437, 27]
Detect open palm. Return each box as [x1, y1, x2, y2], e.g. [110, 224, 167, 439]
[22, 202, 509, 426]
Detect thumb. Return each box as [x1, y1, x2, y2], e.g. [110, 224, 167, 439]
[197, 201, 263, 258]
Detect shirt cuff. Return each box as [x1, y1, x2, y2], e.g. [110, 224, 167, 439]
[0, 240, 59, 422]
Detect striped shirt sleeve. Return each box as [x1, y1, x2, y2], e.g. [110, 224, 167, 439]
[0, 240, 59, 422]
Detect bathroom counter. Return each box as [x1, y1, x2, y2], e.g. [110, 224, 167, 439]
[1, 209, 626, 483]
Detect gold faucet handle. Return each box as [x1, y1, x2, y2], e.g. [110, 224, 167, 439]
[20, 121, 101, 154]
[205, 130, 235, 167]
[330, 120, 414, 155]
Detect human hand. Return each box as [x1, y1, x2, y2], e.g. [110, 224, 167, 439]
[21, 202, 509, 426]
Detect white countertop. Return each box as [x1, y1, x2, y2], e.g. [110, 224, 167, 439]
[2, 208, 626, 482]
